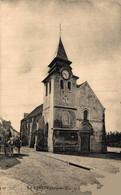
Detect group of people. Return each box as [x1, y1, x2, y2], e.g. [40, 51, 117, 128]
[4, 130, 21, 156]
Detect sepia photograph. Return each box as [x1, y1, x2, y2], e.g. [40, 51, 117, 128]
[0, 0, 121, 194]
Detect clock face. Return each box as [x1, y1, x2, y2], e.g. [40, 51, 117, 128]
[62, 69, 70, 80]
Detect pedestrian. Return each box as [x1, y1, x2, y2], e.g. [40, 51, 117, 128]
[15, 135, 21, 154]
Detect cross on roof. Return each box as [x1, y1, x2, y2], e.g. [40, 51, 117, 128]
[59, 23, 62, 37]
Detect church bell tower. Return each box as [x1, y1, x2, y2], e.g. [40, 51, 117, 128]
[42, 37, 79, 152]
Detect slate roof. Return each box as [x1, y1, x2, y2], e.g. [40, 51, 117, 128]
[76, 81, 86, 88]
[55, 37, 69, 61]
[22, 104, 43, 121]
[48, 37, 72, 69]
[11, 128, 20, 134]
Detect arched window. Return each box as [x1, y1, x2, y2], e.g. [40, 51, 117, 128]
[84, 110, 88, 120]
[62, 112, 70, 126]
[68, 81, 71, 90]
[46, 83, 48, 96]
[60, 80, 64, 89]
[49, 80, 51, 94]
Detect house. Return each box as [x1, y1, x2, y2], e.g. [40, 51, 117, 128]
[20, 37, 107, 153]
[0, 117, 20, 151]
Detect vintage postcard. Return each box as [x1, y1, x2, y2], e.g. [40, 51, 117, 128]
[0, 0, 121, 195]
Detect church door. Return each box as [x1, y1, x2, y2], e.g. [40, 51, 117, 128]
[80, 133, 90, 153]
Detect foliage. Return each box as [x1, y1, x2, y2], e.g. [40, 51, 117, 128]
[106, 131, 121, 148]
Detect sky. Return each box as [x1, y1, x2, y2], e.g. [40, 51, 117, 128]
[0, 0, 121, 132]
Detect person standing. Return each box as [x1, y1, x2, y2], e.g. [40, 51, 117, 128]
[15, 136, 21, 154]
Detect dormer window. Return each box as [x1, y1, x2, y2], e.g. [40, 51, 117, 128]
[60, 80, 64, 89]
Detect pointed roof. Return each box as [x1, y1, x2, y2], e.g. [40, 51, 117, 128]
[55, 37, 69, 61]
[48, 37, 72, 68]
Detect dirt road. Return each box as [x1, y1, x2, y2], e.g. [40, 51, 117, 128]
[0, 147, 121, 195]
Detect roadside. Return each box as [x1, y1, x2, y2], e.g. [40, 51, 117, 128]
[0, 147, 121, 195]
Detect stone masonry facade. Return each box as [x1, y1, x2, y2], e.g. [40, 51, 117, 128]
[20, 37, 107, 153]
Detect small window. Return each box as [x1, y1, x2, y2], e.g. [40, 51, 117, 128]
[68, 81, 71, 90]
[84, 110, 88, 120]
[46, 83, 48, 96]
[60, 80, 64, 89]
[49, 80, 51, 94]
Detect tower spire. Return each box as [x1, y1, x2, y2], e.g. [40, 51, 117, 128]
[56, 37, 69, 61]
[47, 26, 72, 69]
[55, 24, 68, 61]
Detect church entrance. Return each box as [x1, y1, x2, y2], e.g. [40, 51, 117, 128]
[79, 120, 93, 153]
[80, 133, 90, 153]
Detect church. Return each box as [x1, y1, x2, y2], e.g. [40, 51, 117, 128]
[20, 37, 107, 153]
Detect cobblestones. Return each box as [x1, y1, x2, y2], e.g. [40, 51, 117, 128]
[0, 147, 121, 195]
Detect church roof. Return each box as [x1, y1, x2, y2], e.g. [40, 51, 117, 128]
[76, 82, 86, 88]
[22, 104, 43, 121]
[55, 37, 69, 61]
[48, 37, 72, 68]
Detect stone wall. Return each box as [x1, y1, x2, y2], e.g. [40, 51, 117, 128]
[54, 108, 76, 129]
[43, 77, 54, 152]
[54, 74, 77, 108]
[90, 122, 103, 152]
[36, 116, 44, 151]
[53, 130, 79, 153]
[20, 120, 28, 146]
[76, 82, 104, 122]
[76, 81, 107, 153]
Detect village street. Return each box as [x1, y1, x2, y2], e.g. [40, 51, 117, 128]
[0, 147, 121, 195]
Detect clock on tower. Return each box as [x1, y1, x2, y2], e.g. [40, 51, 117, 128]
[61, 68, 70, 80]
